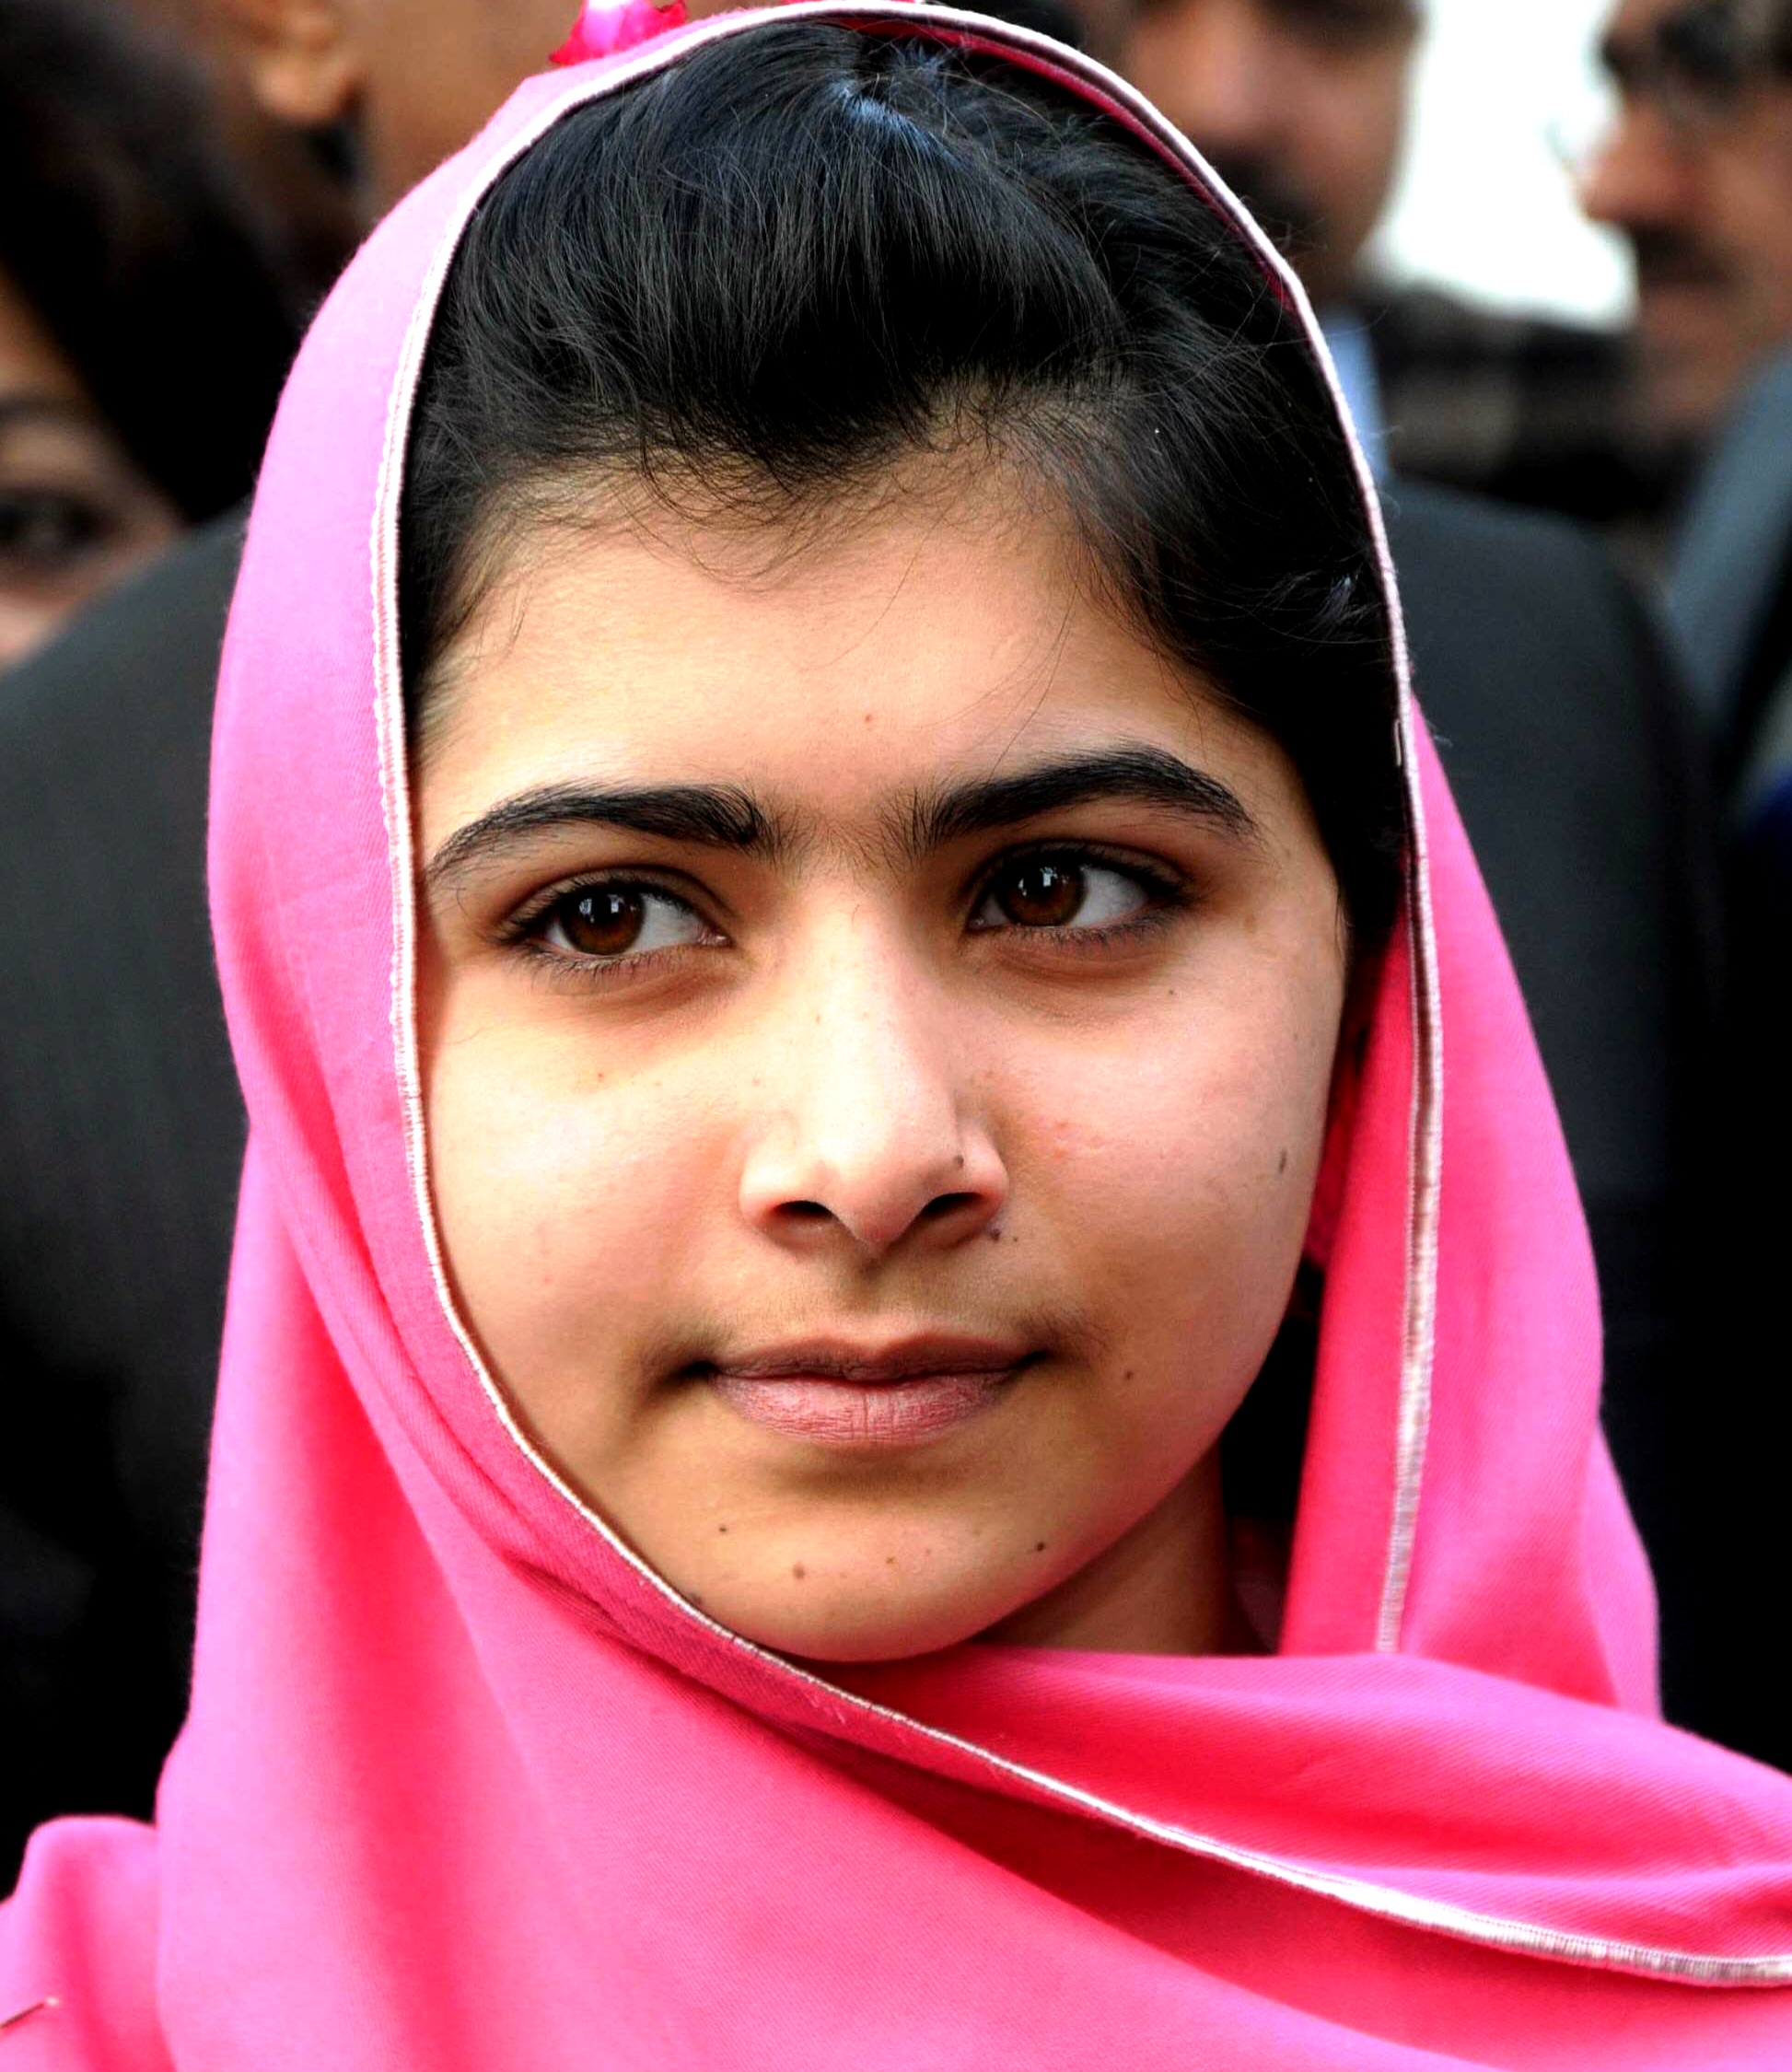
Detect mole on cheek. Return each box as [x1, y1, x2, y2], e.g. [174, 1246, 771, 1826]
[792, 1564, 807, 1580]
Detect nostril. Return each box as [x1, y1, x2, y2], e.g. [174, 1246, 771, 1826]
[780, 1200, 832, 1222]
[919, 1192, 980, 1222]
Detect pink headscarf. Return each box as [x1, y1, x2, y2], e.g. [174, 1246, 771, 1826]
[6, 8, 1792, 2065]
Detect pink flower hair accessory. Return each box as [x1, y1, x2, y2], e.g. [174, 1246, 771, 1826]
[551, 0, 688, 64]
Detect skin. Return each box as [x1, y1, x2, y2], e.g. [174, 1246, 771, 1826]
[203, 0, 573, 214]
[201, 0, 774, 225]
[126, 0, 362, 291]
[0, 266, 181, 671]
[1583, 0, 1792, 443]
[416, 471, 1348, 1664]
[1121, 0, 1421, 306]
[1706, 74, 1792, 355]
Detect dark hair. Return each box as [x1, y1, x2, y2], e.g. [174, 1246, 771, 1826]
[0, 0, 303, 521]
[401, 24, 1404, 942]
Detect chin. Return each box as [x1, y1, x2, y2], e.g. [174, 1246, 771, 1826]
[693, 1570, 1026, 1666]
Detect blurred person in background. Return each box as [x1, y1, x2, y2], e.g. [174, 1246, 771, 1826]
[203, 0, 580, 215]
[0, 0, 577, 1891]
[1662, 6, 1792, 1647]
[1584, 0, 1792, 465]
[1693, 0, 1792, 347]
[1111, 0, 1768, 1764]
[120, 0, 360, 303]
[1664, 0, 1792, 786]
[1121, 0, 1664, 526]
[0, 0, 301, 670]
[0, 0, 303, 1876]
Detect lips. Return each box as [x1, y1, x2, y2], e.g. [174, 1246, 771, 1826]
[703, 1336, 1032, 1448]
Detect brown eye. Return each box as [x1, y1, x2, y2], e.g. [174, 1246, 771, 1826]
[560, 887, 644, 955]
[535, 881, 716, 964]
[971, 854, 1169, 937]
[996, 859, 1086, 927]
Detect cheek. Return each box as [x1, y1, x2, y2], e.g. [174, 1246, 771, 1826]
[425, 1024, 728, 1431]
[1726, 153, 1792, 281]
[1007, 954, 1341, 1370]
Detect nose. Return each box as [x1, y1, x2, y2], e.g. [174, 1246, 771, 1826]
[737, 937, 1008, 1261]
[1578, 100, 1702, 232]
[1124, 0, 1285, 165]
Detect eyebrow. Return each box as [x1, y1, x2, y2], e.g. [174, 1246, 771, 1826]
[424, 744, 1260, 896]
[895, 745, 1261, 859]
[425, 782, 782, 893]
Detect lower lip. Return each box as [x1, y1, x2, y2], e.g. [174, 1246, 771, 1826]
[707, 1369, 1018, 1447]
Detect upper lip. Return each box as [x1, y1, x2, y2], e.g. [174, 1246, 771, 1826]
[707, 1334, 1035, 1384]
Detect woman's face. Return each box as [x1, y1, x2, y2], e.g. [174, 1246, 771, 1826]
[0, 264, 181, 671]
[417, 475, 1348, 1663]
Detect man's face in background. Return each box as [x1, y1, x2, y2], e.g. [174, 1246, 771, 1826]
[1122, 0, 1421, 307]
[1705, 5, 1792, 359]
[1583, 0, 1792, 443]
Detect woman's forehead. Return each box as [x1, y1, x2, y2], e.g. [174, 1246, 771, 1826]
[411, 487, 1300, 855]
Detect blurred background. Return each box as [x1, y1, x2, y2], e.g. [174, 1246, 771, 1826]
[1379, 0, 1631, 320]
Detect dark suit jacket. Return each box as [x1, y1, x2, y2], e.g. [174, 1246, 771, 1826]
[0, 486, 1758, 1882]
[0, 518, 247, 1880]
[1667, 357, 1792, 1752]
[1670, 350, 1792, 779]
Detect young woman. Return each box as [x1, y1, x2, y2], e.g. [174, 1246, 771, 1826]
[4, 6, 1790, 2065]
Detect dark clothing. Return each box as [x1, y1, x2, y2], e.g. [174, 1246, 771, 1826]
[1669, 359, 1792, 1772]
[1670, 352, 1792, 790]
[1670, 355, 1792, 1091]
[1389, 483, 1720, 1285]
[0, 486, 1751, 1884]
[0, 518, 247, 1880]
[1367, 285, 1680, 549]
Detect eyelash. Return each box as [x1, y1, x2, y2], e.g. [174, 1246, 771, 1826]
[498, 844, 1193, 985]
